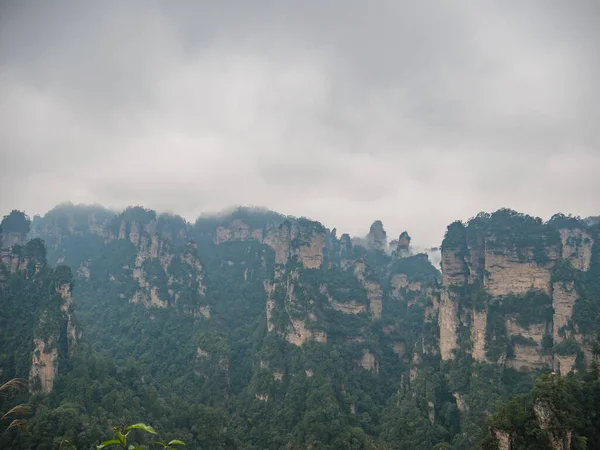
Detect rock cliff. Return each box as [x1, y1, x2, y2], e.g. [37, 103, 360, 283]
[438, 209, 599, 374]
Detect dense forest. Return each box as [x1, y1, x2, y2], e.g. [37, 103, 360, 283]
[0, 204, 599, 449]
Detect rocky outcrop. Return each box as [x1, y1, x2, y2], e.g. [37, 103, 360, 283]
[452, 392, 468, 412]
[295, 232, 325, 269]
[267, 272, 327, 346]
[215, 219, 263, 244]
[273, 222, 292, 266]
[534, 399, 572, 450]
[484, 248, 554, 296]
[552, 281, 577, 344]
[286, 318, 326, 346]
[427, 401, 435, 425]
[494, 430, 512, 450]
[436, 212, 596, 367]
[559, 228, 593, 271]
[127, 227, 205, 310]
[505, 320, 549, 370]
[555, 354, 577, 377]
[391, 231, 411, 257]
[366, 220, 387, 251]
[354, 262, 382, 320]
[359, 349, 379, 373]
[320, 284, 367, 314]
[438, 243, 465, 361]
[390, 274, 421, 299]
[331, 301, 366, 314]
[58, 281, 77, 356]
[439, 290, 459, 360]
[30, 336, 58, 394]
[441, 245, 468, 287]
[272, 221, 325, 269]
[0, 231, 23, 249]
[264, 281, 276, 332]
[471, 309, 488, 362]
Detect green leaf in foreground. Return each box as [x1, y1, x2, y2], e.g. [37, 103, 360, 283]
[96, 439, 121, 449]
[126, 423, 157, 434]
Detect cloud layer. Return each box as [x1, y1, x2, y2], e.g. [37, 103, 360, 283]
[1, 1, 598, 245]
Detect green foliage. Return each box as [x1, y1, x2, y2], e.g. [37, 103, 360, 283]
[552, 259, 581, 283]
[1, 210, 31, 235]
[4, 205, 598, 449]
[511, 334, 537, 347]
[554, 338, 580, 356]
[442, 221, 467, 249]
[499, 290, 554, 328]
[390, 253, 441, 284]
[120, 207, 157, 225]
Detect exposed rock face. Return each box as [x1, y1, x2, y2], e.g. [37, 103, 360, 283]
[0, 231, 23, 249]
[295, 232, 325, 269]
[331, 301, 366, 314]
[274, 222, 292, 265]
[393, 343, 405, 359]
[471, 309, 488, 362]
[29, 271, 77, 394]
[552, 281, 577, 344]
[505, 320, 549, 370]
[354, 262, 382, 320]
[436, 215, 592, 366]
[556, 354, 577, 377]
[560, 228, 593, 271]
[441, 246, 468, 287]
[438, 240, 465, 362]
[484, 248, 553, 296]
[366, 220, 387, 251]
[125, 224, 205, 310]
[264, 281, 276, 332]
[438, 290, 459, 360]
[30, 337, 58, 394]
[320, 285, 367, 314]
[427, 401, 435, 425]
[215, 219, 256, 244]
[494, 430, 512, 450]
[390, 274, 421, 299]
[272, 221, 325, 269]
[212, 217, 282, 246]
[58, 282, 77, 356]
[391, 231, 411, 256]
[267, 272, 327, 346]
[359, 349, 379, 373]
[130, 288, 168, 308]
[196, 347, 210, 359]
[452, 392, 468, 412]
[287, 318, 326, 346]
[534, 400, 572, 450]
[273, 371, 283, 381]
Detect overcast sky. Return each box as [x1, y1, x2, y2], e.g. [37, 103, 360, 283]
[1, 1, 598, 246]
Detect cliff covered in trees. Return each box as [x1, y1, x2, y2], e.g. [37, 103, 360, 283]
[0, 204, 599, 449]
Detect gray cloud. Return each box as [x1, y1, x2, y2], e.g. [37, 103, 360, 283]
[1, 0, 599, 246]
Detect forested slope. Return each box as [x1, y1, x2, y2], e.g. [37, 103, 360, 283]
[0, 205, 598, 449]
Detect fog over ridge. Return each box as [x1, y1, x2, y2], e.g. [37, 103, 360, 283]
[1, 1, 598, 247]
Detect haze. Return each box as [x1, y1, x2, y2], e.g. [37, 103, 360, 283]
[1, 1, 598, 247]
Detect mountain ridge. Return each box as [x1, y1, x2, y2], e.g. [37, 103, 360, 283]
[1, 204, 598, 449]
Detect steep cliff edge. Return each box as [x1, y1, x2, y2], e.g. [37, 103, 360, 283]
[0, 224, 77, 395]
[437, 209, 599, 372]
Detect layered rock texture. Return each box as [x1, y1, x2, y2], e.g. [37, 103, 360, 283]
[0, 217, 77, 395]
[438, 210, 598, 373]
[3, 204, 598, 448]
